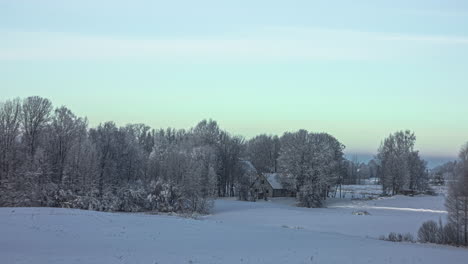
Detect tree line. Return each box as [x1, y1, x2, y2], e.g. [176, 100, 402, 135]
[0, 96, 434, 213]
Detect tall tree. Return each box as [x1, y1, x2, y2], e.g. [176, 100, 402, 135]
[377, 130, 428, 195]
[278, 130, 344, 207]
[246, 134, 280, 173]
[48, 106, 86, 184]
[216, 132, 244, 197]
[408, 151, 429, 192]
[0, 98, 22, 181]
[446, 143, 468, 246]
[89, 122, 118, 196]
[21, 96, 53, 158]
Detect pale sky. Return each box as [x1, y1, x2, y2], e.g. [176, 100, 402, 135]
[1, 0, 468, 160]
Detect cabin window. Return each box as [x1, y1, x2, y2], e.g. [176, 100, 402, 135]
[261, 180, 264, 184]
[266, 190, 269, 194]
[255, 189, 258, 192]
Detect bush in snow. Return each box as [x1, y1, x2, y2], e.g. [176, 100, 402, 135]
[67, 195, 102, 211]
[380, 232, 415, 243]
[418, 220, 439, 243]
[146, 180, 183, 212]
[402, 233, 416, 242]
[416, 219, 461, 246]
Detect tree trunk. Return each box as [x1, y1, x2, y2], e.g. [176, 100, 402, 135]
[465, 197, 467, 246]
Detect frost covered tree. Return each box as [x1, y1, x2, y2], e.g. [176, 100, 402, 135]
[376, 130, 428, 195]
[192, 119, 220, 146]
[236, 160, 258, 201]
[0, 98, 22, 182]
[408, 151, 429, 192]
[216, 132, 244, 197]
[66, 127, 98, 193]
[181, 146, 217, 213]
[190, 119, 244, 197]
[146, 128, 217, 213]
[124, 124, 154, 180]
[12, 96, 54, 206]
[245, 134, 280, 173]
[47, 106, 87, 185]
[445, 143, 468, 246]
[21, 96, 53, 158]
[89, 122, 118, 196]
[278, 130, 344, 207]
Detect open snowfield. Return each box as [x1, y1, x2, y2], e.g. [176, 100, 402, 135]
[1, 187, 467, 264]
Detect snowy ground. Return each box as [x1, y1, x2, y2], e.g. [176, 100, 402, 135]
[1, 187, 467, 264]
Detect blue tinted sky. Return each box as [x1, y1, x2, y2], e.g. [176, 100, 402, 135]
[1, 0, 468, 160]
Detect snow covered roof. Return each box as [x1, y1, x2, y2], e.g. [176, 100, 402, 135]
[240, 160, 257, 174]
[263, 173, 284, 189]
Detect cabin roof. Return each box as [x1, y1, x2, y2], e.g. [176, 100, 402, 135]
[240, 160, 257, 174]
[263, 173, 283, 189]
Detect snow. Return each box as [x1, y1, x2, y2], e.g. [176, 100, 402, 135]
[264, 173, 283, 189]
[1, 186, 468, 264]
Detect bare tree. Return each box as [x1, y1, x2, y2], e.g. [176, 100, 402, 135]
[0, 98, 22, 181]
[377, 130, 428, 195]
[246, 134, 280, 173]
[446, 143, 468, 246]
[48, 106, 86, 184]
[21, 96, 52, 158]
[89, 122, 118, 196]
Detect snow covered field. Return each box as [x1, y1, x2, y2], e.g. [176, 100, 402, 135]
[1, 189, 467, 264]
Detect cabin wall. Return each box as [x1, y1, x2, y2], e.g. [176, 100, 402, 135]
[254, 174, 274, 199]
[272, 189, 296, 197]
[253, 174, 297, 199]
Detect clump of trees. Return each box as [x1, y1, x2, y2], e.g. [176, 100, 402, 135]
[0, 97, 246, 214]
[243, 131, 346, 207]
[0, 96, 348, 212]
[380, 232, 415, 243]
[376, 130, 429, 195]
[278, 130, 345, 207]
[416, 218, 464, 246]
[417, 220, 448, 244]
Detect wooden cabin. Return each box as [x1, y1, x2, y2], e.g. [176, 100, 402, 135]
[254, 173, 296, 199]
